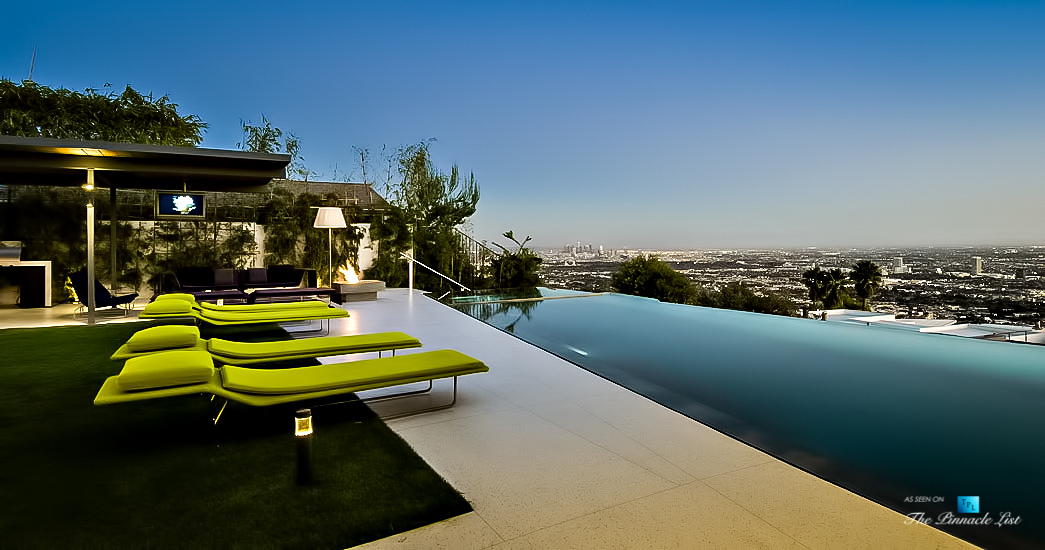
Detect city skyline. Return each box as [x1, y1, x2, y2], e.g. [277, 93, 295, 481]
[3, 2, 1044, 249]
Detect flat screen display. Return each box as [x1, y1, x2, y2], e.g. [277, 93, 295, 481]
[155, 191, 206, 219]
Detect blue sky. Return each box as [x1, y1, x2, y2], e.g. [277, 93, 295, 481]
[3, 1, 1044, 249]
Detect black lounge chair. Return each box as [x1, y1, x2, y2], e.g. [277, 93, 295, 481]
[69, 269, 139, 316]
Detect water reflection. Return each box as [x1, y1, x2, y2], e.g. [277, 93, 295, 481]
[450, 287, 543, 333]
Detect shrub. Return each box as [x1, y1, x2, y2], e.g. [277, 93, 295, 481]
[611, 255, 697, 304]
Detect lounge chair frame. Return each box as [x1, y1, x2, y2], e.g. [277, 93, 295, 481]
[209, 377, 457, 424]
[69, 270, 138, 319]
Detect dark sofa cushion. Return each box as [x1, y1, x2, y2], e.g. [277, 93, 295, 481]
[246, 268, 268, 286]
[176, 267, 215, 291]
[213, 268, 238, 288]
[267, 265, 304, 286]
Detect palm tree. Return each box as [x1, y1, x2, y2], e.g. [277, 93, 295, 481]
[801, 266, 830, 314]
[850, 260, 883, 310]
[822, 268, 849, 309]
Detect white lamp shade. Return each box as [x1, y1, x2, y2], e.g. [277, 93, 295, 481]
[313, 207, 347, 229]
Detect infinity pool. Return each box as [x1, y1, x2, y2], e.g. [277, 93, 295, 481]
[452, 290, 1045, 549]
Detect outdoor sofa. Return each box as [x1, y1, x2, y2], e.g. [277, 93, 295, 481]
[170, 265, 337, 303]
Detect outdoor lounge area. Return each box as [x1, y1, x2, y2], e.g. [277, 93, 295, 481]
[169, 265, 339, 304]
[0, 289, 975, 548]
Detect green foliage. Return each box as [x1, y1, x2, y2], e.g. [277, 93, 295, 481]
[491, 231, 542, 288]
[802, 266, 851, 311]
[258, 182, 362, 284]
[611, 255, 698, 304]
[258, 185, 324, 267]
[143, 222, 259, 292]
[802, 266, 829, 311]
[239, 115, 312, 179]
[96, 220, 147, 291]
[698, 281, 796, 316]
[0, 80, 205, 145]
[367, 141, 481, 291]
[612, 256, 795, 316]
[850, 260, 883, 309]
[391, 142, 479, 227]
[822, 268, 849, 309]
[2, 188, 87, 300]
[366, 208, 413, 287]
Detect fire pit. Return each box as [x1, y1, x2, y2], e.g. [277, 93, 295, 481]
[334, 262, 385, 302]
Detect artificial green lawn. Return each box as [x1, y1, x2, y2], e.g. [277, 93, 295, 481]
[0, 321, 471, 549]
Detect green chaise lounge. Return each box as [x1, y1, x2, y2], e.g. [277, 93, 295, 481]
[154, 293, 333, 313]
[111, 325, 422, 365]
[140, 294, 348, 326]
[94, 349, 489, 421]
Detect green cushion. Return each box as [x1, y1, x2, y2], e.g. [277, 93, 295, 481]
[142, 300, 194, 316]
[208, 332, 421, 359]
[198, 307, 348, 323]
[221, 350, 487, 395]
[154, 293, 197, 302]
[117, 350, 214, 391]
[125, 325, 201, 352]
[198, 300, 330, 312]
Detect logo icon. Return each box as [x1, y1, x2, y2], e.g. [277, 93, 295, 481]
[958, 496, 980, 514]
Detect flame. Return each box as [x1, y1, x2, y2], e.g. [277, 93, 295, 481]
[336, 260, 360, 284]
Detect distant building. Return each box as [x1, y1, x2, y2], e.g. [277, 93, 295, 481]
[892, 257, 911, 274]
[972, 256, 983, 275]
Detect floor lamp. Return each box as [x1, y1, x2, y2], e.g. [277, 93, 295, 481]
[313, 207, 347, 287]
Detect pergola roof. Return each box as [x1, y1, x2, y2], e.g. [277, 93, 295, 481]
[0, 135, 290, 191]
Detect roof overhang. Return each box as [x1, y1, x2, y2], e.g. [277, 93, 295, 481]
[0, 136, 290, 192]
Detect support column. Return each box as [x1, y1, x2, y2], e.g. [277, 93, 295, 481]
[86, 169, 96, 326]
[110, 186, 117, 291]
[407, 249, 414, 291]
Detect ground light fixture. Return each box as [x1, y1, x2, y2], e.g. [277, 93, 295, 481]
[313, 207, 347, 287]
[295, 408, 313, 485]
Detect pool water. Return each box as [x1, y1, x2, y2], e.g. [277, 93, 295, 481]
[452, 289, 1045, 549]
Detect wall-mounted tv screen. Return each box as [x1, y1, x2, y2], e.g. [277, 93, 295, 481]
[155, 191, 206, 220]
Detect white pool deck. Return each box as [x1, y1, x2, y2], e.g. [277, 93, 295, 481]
[0, 290, 976, 549]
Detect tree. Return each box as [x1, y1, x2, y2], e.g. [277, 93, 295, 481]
[801, 266, 830, 313]
[256, 182, 363, 282]
[1, 79, 208, 299]
[239, 115, 312, 179]
[0, 80, 205, 145]
[391, 141, 479, 228]
[611, 255, 698, 304]
[491, 231, 542, 288]
[366, 141, 481, 291]
[822, 268, 849, 309]
[710, 281, 796, 316]
[850, 260, 883, 310]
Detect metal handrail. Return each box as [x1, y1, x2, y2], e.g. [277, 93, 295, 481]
[401, 252, 472, 292]
[453, 228, 499, 269]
